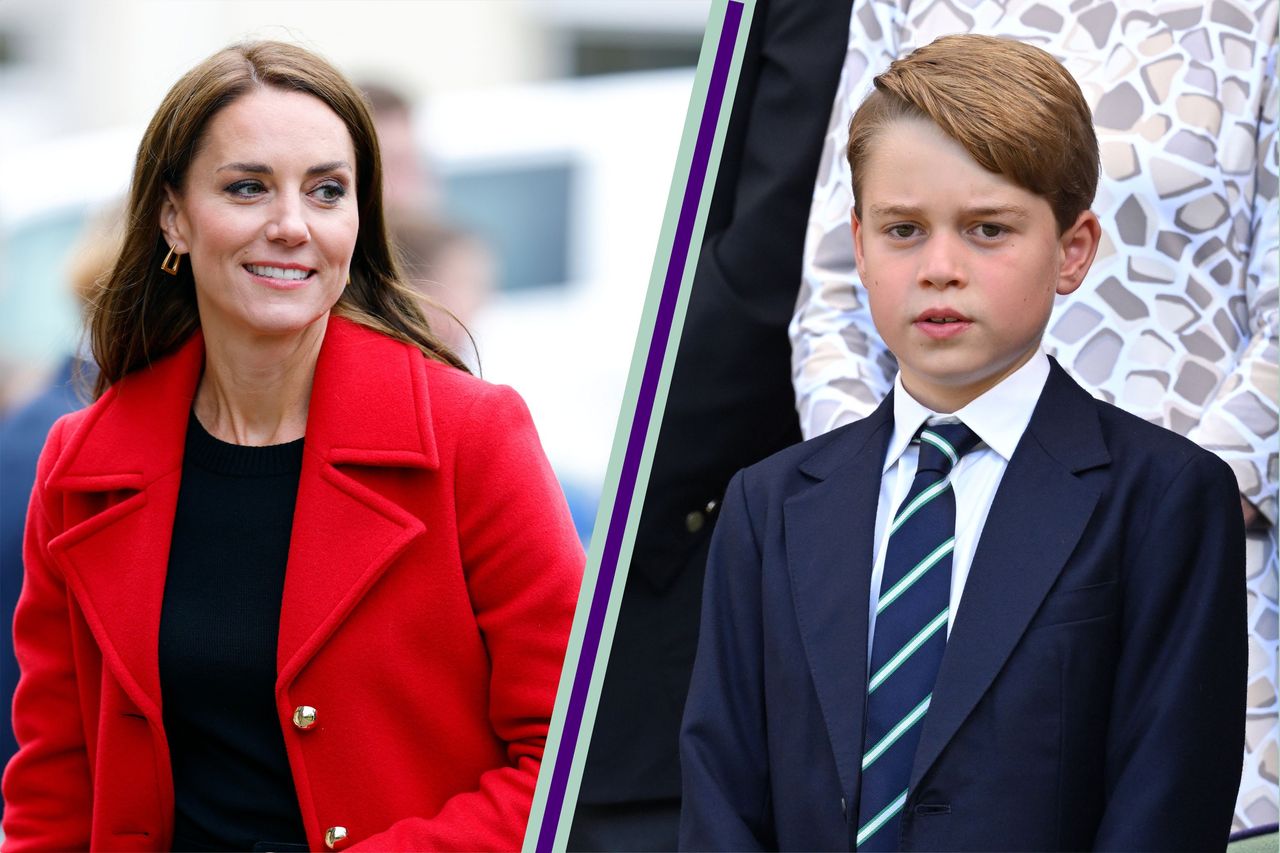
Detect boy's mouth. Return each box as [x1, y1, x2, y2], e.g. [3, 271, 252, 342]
[914, 309, 972, 338]
[915, 308, 971, 323]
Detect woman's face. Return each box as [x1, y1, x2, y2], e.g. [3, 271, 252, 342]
[160, 86, 359, 343]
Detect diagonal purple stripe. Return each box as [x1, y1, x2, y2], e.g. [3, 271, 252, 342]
[534, 4, 746, 851]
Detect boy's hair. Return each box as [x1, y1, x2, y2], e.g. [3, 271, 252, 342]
[846, 34, 1099, 233]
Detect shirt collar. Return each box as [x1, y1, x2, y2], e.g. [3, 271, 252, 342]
[884, 350, 1050, 473]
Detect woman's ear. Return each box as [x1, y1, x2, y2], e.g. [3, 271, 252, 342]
[158, 185, 189, 254]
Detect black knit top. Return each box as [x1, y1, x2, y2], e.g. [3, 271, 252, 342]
[158, 413, 309, 852]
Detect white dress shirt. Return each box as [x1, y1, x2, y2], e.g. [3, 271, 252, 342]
[867, 352, 1051, 658]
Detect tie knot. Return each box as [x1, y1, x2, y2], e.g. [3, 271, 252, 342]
[915, 421, 980, 474]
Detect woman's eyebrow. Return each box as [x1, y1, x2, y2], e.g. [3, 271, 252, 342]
[217, 161, 271, 174]
[215, 161, 353, 175]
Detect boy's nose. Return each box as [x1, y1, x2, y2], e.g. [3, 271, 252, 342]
[917, 234, 966, 289]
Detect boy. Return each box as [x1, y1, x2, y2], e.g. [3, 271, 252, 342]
[678, 35, 1245, 852]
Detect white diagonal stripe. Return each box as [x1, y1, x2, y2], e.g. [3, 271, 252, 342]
[920, 429, 958, 466]
[862, 695, 932, 770]
[888, 478, 950, 535]
[868, 609, 950, 693]
[876, 539, 954, 614]
[857, 789, 909, 846]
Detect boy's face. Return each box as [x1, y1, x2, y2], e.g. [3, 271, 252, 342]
[852, 117, 1099, 413]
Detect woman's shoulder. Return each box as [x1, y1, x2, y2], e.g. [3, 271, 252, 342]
[417, 357, 536, 440]
[332, 320, 536, 440]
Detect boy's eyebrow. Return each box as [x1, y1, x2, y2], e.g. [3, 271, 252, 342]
[868, 202, 1032, 220]
[964, 203, 1031, 220]
[216, 161, 353, 175]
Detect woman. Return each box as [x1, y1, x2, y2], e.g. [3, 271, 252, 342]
[1, 41, 583, 852]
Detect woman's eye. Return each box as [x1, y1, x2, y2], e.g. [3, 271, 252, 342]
[312, 181, 347, 203]
[226, 180, 266, 198]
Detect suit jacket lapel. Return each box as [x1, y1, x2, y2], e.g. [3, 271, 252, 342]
[786, 395, 894, 801]
[910, 361, 1110, 791]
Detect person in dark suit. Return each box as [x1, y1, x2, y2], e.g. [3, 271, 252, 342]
[568, 2, 853, 849]
[680, 35, 1246, 851]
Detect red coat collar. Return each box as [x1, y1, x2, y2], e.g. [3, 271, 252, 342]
[48, 314, 440, 491]
[40, 315, 450, 727]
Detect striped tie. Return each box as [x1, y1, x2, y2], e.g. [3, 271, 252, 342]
[856, 421, 980, 850]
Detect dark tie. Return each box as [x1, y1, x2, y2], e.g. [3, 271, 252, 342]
[857, 421, 981, 850]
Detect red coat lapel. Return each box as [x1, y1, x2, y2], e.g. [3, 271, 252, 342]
[275, 316, 439, 682]
[40, 315, 443, 721]
[44, 330, 203, 721]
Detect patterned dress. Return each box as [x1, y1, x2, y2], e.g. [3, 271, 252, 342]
[790, 0, 1278, 830]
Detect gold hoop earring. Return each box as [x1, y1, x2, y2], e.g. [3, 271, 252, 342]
[161, 245, 181, 276]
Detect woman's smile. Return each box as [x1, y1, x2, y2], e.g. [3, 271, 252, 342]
[161, 86, 358, 342]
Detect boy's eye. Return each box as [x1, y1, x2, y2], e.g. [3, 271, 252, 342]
[311, 181, 347, 203]
[975, 223, 1006, 239]
[888, 224, 919, 239]
[226, 179, 266, 198]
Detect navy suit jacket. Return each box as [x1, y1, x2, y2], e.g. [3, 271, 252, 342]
[679, 360, 1246, 851]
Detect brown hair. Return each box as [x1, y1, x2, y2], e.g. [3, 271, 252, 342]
[846, 34, 1099, 233]
[90, 40, 467, 398]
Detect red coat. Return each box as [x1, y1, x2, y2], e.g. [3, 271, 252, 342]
[2, 316, 584, 851]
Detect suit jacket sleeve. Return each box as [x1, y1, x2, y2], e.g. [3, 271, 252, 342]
[1092, 450, 1247, 850]
[351, 384, 583, 852]
[635, 0, 850, 572]
[2, 417, 95, 852]
[679, 470, 773, 851]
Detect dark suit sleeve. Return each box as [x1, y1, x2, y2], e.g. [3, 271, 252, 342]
[678, 470, 774, 851]
[632, 0, 852, 588]
[578, 0, 854, 817]
[1092, 452, 1246, 850]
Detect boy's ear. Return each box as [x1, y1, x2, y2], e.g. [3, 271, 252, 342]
[159, 185, 190, 254]
[851, 209, 867, 274]
[1056, 210, 1101, 296]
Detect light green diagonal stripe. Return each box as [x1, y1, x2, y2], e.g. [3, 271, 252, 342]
[857, 789, 909, 846]
[889, 478, 950, 535]
[876, 538, 954, 614]
[862, 695, 932, 770]
[868, 609, 950, 694]
[920, 429, 958, 466]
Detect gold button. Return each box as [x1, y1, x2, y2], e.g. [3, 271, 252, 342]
[292, 705, 317, 730]
[325, 826, 348, 849]
[685, 510, 705, 533]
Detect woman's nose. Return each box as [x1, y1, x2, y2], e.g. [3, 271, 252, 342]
[265, 195, 310, 246]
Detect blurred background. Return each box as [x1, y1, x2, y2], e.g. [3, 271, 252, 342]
[0, 0, 714, 544]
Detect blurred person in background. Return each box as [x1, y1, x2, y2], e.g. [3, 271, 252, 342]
[389, 212, 496, 374]
[0, 206, 116, 798]
[2, 40, 582, 852]
[361, 81, 443, 221]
